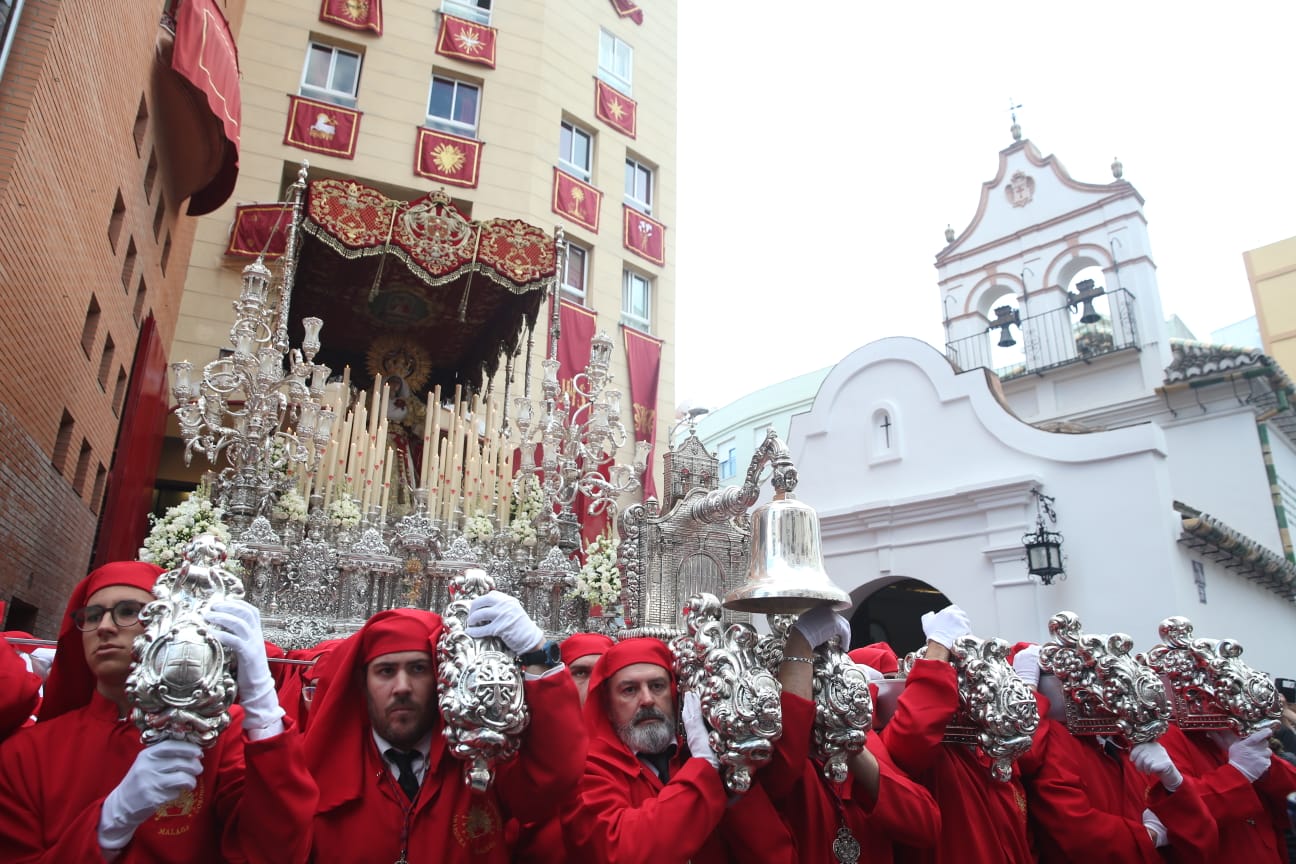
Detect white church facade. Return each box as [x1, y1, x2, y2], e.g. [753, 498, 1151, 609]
[715, 131, 1296, 674]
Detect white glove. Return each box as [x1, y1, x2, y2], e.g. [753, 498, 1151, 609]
[1217, 726, 1275, 782]
[856, 663, 884, 684]
[792, 605, 851, 651]
[98, 739, 204, 850]
[1012, 645, 1041, 688]
[1129, 741, 1183, 792]
[1142, 809, 1169, 847]
[682, 692, 719, 770]
[921, 605, 972, 650]
[29, 647, 55, 681]
[207, 598, 285, 739]
[465, 590, 544, 655]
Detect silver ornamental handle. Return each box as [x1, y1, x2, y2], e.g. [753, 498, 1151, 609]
[127, 534, 243, 748]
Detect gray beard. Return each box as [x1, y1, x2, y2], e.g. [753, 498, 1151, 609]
[617, 715, 674, 755]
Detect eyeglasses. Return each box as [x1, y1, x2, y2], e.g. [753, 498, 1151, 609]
[72, 600, 146, 631]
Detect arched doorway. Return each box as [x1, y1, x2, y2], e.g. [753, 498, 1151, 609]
[849, 578, 951, 657]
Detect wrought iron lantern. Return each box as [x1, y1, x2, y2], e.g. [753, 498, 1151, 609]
[1023, 489, 1064, 585]
[989, 305, 1021, 348]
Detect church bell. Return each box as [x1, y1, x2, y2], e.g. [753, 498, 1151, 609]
[723, 494, 851, 614]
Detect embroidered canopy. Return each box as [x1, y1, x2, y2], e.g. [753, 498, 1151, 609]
[292, 179, 555, 386]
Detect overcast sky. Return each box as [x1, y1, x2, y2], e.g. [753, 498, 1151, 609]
[673, 1, 1296, 411]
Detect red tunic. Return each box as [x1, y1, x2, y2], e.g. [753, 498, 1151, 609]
[1020, 717, 1218, 863]
[881, 658, 1033, 864]
[308, 671, 586, 863]
[0, 639, 40, 741]
[1160, 723, 1296, 863]
[0, 694, 317, 863]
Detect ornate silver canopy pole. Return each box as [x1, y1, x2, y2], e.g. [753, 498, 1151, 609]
[436, 569, 530, 792]
[671, 593, 783, 793]
[127, 534, 243, 747]
[900, 635, 1039, 781]
[1038, 610, 1170, 743]
[1139, 615, 1281, 735]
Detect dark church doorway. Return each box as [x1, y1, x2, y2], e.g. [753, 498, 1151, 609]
[849, 578, 952, 657]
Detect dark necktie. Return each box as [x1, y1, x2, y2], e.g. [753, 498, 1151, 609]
[385, 748, 421, 801]
[1103, 738, 1123, 760]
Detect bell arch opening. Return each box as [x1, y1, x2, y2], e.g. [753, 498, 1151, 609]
[848, 578, 952, 658]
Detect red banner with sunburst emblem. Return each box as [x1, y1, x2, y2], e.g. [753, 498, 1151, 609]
[623, 325, 662, 500]
[609, 0, 643, 25]
[623, 206, 665, 266]
[435, 14, 497, 68]
[552, 168, 602, 233]
[284, 95, 361, 159]
[595, 79, 637, 138]
[320, 0, 382, 34]
[414, 127, 483, 188]
[225, 203, 292, 258]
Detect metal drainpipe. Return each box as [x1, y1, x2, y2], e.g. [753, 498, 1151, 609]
[1256, 421, 1296, 563]
[0, 0, 26, 87]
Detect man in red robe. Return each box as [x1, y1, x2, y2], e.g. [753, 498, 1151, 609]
[1010, 643, 1219, 863]
[305, 592, 586, 863]
[562, 636, 798, 864]
[755, 610, 941, 864]
[513, 631, 616, 863]
[880, 605, 1034, 864]
[561, 631, 614, 706]
[1158, 719, 1296, 862]
[0, 635, 40, 741]
[0, 560, 318, 863]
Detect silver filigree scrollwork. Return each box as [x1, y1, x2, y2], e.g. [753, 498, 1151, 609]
[1139, 615, 1280, 735]
[436, 568, 530, 792]
[1039, 611, 1170, 744]
[901, 636, 1039, 782]
[127, 534, 243, 748]
[671, 593, 783, 793]
[812, 642, 873, 783]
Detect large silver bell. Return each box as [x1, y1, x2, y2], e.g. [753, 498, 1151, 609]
[723, 494, 851, 614]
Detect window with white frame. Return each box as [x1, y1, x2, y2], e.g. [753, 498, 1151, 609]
[598, 30, 633, 94]
[301, 41, 362, 108]
[426, 76, 480, 137]
[719, 446, 738, 480]
[625, 157, 653, 214]
[561, 242, 589, 304]
[622, 269, 651, 331]
[559, 121, 593, 182]
[441, 0, 491, 24]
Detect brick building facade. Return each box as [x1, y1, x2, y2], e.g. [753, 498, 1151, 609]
[0, 0, 245, 635]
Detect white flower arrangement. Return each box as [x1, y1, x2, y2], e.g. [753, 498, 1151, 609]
[139, 493, 233, 571]
[575, 532, 621, 610]
[510, 516, 538, 547]
[464, 512, 495, 544]
[510, 475, 546, 523]
[272, 489, 309, 524]
[326, 493, 362, 529]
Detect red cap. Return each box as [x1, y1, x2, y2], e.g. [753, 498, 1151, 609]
[560, 632, 615, 666]
[305, 609, 443, 811]
[848, 642, 898, 676]
[39, 561, 163, 722]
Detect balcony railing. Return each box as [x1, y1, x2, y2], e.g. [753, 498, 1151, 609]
[945, 288, 1140, 380]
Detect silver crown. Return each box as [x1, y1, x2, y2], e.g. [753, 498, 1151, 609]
[1038, 611, 1169, 744]
[1139, 616, 1280, 735]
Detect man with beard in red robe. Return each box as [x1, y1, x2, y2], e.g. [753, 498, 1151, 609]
[304, 590, 586, 863]
[562, 637, 798, 864]
[0, 560, 318, 863]
[1010, 643, 1219, 863]
[880, 605, 1034, 864]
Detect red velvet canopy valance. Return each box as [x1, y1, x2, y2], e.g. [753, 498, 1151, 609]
[290, 179, 555, 387]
